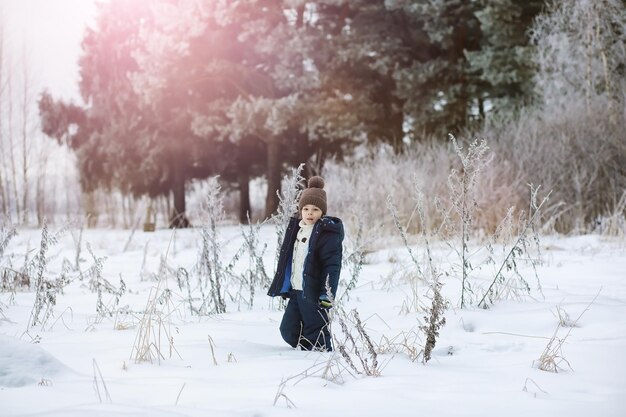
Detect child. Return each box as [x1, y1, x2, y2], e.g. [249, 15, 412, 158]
[267, 176, 344, 351]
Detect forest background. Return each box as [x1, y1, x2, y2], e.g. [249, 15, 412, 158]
[0, 0, 624, 237]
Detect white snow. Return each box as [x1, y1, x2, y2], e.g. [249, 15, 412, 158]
[0, 227, 625, 417]
[0, 335, 72, 388]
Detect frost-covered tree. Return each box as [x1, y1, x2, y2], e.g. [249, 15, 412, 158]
[39, 0, 227, 227]
[531, 0, 626, 115]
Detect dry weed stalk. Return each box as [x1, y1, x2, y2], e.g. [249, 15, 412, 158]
[535, 289, 600, 372]
[554, 305, 578, 328]
[446, 135, 491, 308]
[26, 221, 72, 329]
[477, 186, 549, 309]
[92, 358, 112, 404]
[340, 214, 370, 302]
[334, 307, 382, 377]
[271, 164, 305, 264]
[236, 215, 270, 309]
[179, 209, 269, 316]
[1, 225, 29, 302]
[190, 177, 235, 315]
[535, 324, 573, 373]
[0, 224, 17, 259]
[273, 354, 356, 409]
[84, 242, 126, 320]
[130, 280, 182, 364]
[208, 335, 218, 365]
[420, 276, 447, 363]
[200, 226, 225, 313]
[387, 196, 426, 313]
[523, 378, 548, 398]
[274, 379, 297, 408]
[418, 185, 449, 362]
[377, 330, 422, 362]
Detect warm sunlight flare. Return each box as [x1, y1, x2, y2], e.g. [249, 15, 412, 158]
[0, 1, 625, 415]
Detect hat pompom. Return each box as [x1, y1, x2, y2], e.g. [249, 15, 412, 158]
[308, 176, 325, 189]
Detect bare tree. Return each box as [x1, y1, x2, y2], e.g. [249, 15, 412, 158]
[19, 46, 35, 225]
[0, 15, 67, 226]
[6, 48, 19, 220]
[0, 15, 8, 218]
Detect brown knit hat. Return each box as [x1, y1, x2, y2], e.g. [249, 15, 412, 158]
[298, 176, 327, 215]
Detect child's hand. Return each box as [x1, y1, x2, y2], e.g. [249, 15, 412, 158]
[319, 295, 332, 309]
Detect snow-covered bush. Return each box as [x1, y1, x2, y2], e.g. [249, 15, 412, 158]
[480, 100, 625, 234]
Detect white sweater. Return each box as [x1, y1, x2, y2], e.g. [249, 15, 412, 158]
[290, 220, 314, 290]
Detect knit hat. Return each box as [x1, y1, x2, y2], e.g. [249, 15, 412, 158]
[298, 176, 327, 215]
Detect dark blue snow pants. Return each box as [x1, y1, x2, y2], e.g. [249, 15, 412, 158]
[279, 290, 332, 351]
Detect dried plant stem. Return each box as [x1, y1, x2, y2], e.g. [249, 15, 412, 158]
[208, 335, 218, 366]
[175, 383, 186, 405]
[478, 189, 550, 309]
[92, 358, 112, 404]
[536, 288, 601, 372]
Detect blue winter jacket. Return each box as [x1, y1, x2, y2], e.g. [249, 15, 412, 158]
[267, 216, 344, 302]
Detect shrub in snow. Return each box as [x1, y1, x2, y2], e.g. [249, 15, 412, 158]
[271, 163, 304, 265]
[420, 275, 447, 364]
[0, 224, 27, 305]
[339, 214, 368, 303]
[195, 177, 228, 314]
[384, 135, 546, 309]
[26, 221, 72, 329]
[130, 281, 182, 364]
[85, 242, 125, 320]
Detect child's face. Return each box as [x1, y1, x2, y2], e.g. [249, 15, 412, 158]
[301, 204, 323, 225]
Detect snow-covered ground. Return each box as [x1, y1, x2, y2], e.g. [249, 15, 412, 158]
[1, 226, 625, 417]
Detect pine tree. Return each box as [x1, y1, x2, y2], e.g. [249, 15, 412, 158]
[397, 0, 482, 136]
[466, 0, 545, 115]
[40, 0, 222, 227]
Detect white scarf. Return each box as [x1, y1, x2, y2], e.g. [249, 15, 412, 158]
[290, 220, 314, 290]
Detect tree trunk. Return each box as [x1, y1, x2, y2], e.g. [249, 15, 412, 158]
[84, 191, 98, 228]
[296, 4, 305, 28]
[21, 58, 31, 225]
[264, 139, 280, 219]
[8, 70, 20, 220]
[238, 170, 251, 223]
[379, 75, 405, 154]
[391, 101, 405, 154]
[0, 33, 7, 218]
[169, 154, 190, 228]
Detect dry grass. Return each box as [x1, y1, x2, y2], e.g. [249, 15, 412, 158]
[130, 281, 182, 364]
[92, 359, 112, 403]
[535, 290, 601, 372]
[325, 97, 625, 238]
[376, 329, 422, 362]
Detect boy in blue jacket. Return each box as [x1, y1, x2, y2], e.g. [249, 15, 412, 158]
[267, 176, 344, 351]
